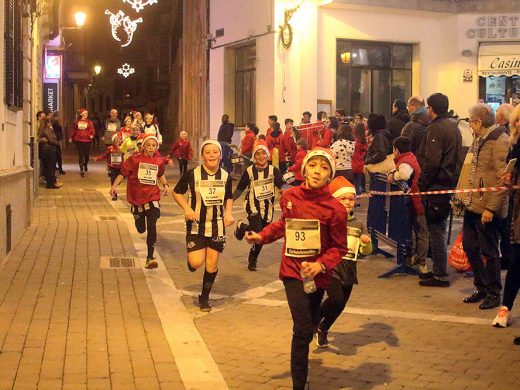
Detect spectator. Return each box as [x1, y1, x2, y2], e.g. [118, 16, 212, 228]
[331, 123, 355, 181]
[51, 111, 65, 175]
[287, 138, 308, 186]
[240, 123, 257, 166]
[282, 118, 297, 168]
[266, 122, 285, 170]
[352, 123, 367, 194]
[461, 103, 508, 309]
[266, 115, 277, 137]
[388, 136, 430, 277]
[38, 114, 62, 189]
[301, 111, 312, 124]
[217, 114, 234, 174]
[401, 96, 430, 154]
[417, 93, 462, 288]
[387, 99, 410, 143]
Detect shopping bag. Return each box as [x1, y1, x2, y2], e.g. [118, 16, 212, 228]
[448, 232, 471, 272]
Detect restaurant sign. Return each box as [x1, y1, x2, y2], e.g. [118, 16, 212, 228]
[478, 55, 520, 77]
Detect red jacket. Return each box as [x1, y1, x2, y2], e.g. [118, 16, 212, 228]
[170, 139, 193, 160]
[96, 145, 123, 169]
[241, 129, 256, 156]
[314, 127, 333, 148]
[266, 131, 286, 162]
[121, 153, 166, 206]
[394, 152, 424, 215]
[70, 120, 95, 143]
[298, 122, 323, 149]
[288, 149, 307, 181]
[352, 138, 368, 174]
[259, 185, 347, 289]
[282, 129, 297, 162]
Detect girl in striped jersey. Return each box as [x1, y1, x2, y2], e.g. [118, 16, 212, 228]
[233, 140, 284, 271]
[173, 140, 235, 312]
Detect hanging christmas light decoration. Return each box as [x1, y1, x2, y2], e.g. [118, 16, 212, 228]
[117, 63, 135, 78]
[122, 0, 159, 13]
[105, 9, 143, 47]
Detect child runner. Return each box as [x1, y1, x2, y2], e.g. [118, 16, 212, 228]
[287, 138, 308, 186]
[119, 125, 141, 160]
[143, 113, 163, 144]
[168, 130, 193, 176]
[173, 140, 234, 312]
[233, 140, 284, 271]
[246, 147, 346, 390]
[315, 177, 372, 347]
[110, 134, 169, 269]
[96, 135, 123, 200]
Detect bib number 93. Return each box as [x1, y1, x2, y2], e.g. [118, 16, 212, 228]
[294, 231, 306, 241]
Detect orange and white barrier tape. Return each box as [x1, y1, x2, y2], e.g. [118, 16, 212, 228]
[357, 184, 520, 198]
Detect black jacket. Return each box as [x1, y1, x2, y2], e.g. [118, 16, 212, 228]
[417, 114, 462, 191]
[387, 110, 410, 142]
[365, 129, 391, 165]
[401, 112, 430, 154]
[218, 122, 235, 143]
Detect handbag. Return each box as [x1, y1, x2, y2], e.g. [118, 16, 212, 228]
[424, 185, 452, 221]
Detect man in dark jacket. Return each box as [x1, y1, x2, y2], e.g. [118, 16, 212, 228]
[218, 114, 235, 173]
[417, 93, 462, 288]
[387, 99, 410, 143]
[401, 96, 429, 154]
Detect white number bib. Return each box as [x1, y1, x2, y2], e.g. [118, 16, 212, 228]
[285, 219, 321, 257]
[344, 227, 362, 261]
[78, 122, 87, 130]
[199, 180, 225, 206]
[107, 123, 118, 132]
[253, 178, 274, 201]
[137, 163, 159, 185]
[110, 153, 122, 165]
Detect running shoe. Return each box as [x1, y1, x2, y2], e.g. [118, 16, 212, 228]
[145, 257, 158, 269]
[316, 328, 329, 348]
[492, 306, 511, 328]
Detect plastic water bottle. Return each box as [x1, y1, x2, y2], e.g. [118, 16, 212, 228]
[301, 262, 316, 294]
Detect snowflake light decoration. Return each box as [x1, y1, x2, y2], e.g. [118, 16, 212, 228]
[117, 63, 135, 78]
[122, 0, 159, 13]
[105, 9, 143, 47]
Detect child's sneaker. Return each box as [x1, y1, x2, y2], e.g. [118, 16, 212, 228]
[111, 194, 118, 201]
[145, 257, 158, 269]
[198, 295, 212, 312]
[234, 220, 247, 240]
[492, 306, 511, 328]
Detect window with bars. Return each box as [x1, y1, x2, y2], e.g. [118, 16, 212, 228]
[4, 0, 24, 110]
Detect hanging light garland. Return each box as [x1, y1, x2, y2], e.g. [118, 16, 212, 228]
[105, 9, 143, 48]
[122, 0, 159, 13]
[117, 63, 135, 78]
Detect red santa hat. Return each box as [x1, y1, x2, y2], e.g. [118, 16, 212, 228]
[140, 133, 159, 149]
[79, 108, 88, 117]
[302, 147, 336, 177]
[328, 176, 356, 198]
[253, 140, 270, 160]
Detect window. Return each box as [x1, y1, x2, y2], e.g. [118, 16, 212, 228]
[4, 0, 23, 110]
[235, 43, 256, 126]
[336, 40, 412, 117]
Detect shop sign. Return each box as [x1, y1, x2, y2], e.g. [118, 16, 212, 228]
[466, 15, 520, 39]
[478, 55, 520, 76]
[43, 82, 58, 112]
[44, 54, 61, 80]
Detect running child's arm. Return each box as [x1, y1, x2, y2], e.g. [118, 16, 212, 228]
[224, 176, 235, 227]
[232, 171, 250, 200]
[173, 172, 197, 221]
[95, 149, 111, 161]
[273, 168, 284, 188]
[110, 175, 124, 197]
[159, 175, 169, 196]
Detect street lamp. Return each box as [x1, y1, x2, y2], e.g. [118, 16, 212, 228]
[62, 11, 87, 30]
[94, 65, 102, 75]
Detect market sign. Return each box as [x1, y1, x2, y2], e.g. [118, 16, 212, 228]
[478, 55, 520, 77]
[45, 54, 61, 80]
[43, 82, 58, 112]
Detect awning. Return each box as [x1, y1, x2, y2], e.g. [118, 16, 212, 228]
[478, 43, 520, 77]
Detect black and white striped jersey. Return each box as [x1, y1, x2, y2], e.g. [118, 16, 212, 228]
[233, 165, 284, 223]
[174, 165, 233, 237]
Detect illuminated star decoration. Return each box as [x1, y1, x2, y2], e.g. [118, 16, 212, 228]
[105, 10, 143, 48]
[117, 63, 135, 78]
[122, 0, 159, 13]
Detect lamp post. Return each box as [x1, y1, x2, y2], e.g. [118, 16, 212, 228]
[94, 65, 102, 76]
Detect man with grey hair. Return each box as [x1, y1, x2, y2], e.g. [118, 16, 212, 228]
[401, 95, 430, 153]
[462, 103, 509, 310]
[496, 103, 514, 133]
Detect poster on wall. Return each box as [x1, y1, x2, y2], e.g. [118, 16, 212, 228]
[485, 77, 506, 96]
[45, 54, 61, 80]
[43, 83, 58, 112]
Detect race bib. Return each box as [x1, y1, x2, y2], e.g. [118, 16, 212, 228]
[253, 178, 274, 201]
[199, 180, 225, 206]
[137, 163, 158, 185]
[107, 123, 118, 132]
[285, 219, 321, 257]
[110, 153, 122, 165]
[78, 122, 87, 130]
[344, 227, 362, 261]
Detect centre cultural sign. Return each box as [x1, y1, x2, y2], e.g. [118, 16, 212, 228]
[478, 55, 520, 77]
[466, 15, 519, 39]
